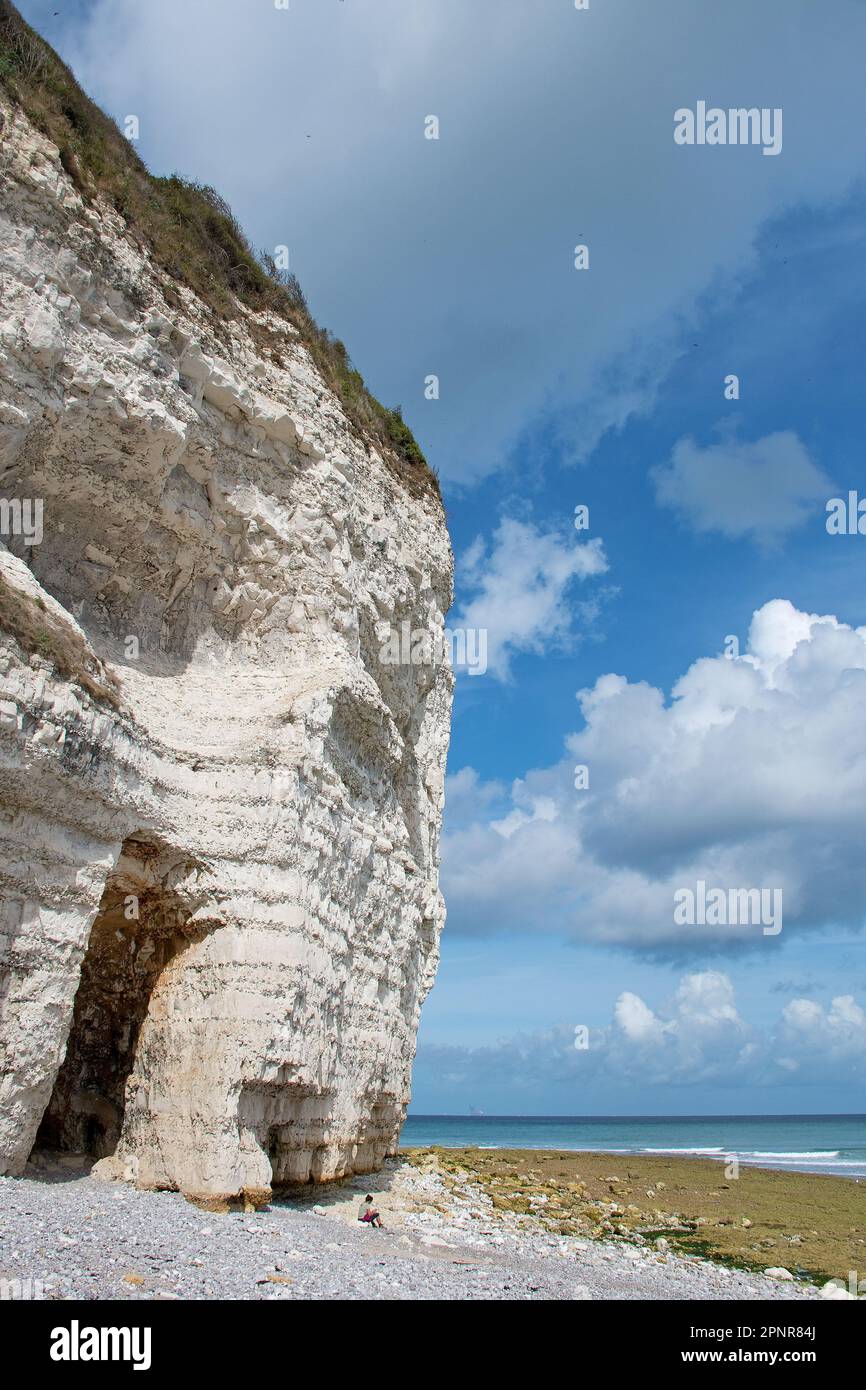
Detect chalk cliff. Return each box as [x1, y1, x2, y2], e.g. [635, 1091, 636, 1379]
[0, 13, 452, 1207]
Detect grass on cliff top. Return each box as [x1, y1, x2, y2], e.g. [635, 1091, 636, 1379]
[0, 1, 438, 503]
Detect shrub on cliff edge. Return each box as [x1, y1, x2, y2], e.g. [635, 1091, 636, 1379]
[0, 0, 438, 501]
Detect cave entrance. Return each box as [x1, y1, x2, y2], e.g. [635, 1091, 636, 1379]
[33, 834, 206, 1161]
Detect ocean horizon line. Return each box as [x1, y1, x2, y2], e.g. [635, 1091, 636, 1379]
[406, 1111, 866, 1121]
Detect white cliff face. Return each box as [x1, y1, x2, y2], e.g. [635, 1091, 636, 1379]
[0, 98, 452, 1206]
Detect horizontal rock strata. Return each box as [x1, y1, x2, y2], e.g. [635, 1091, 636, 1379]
[0, 93, 452, 1206]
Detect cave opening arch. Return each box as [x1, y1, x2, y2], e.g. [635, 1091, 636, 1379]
[32, 833, 211, 1161]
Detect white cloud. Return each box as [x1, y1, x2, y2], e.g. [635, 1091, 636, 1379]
[442, 597, 866, 946]
[650, 432, 833, 544]
[452, 518, 607, 680]
[781, 993, 866, 1060]
[36, 0, 866, 483]
[442, 766, 505, 824]
[415, 973, 866, 1093]
[614, 990, 665, 1043]
[605, 971, 748, 1083]
[673, 971, 741, 1028]
[492, 794, 557, 841]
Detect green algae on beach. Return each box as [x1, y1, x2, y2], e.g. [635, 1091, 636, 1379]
[402, 1146, 866, 1285]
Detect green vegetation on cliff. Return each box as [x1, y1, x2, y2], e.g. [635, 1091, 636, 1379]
[0, 573, 122, 708]
[0, 0, 438, 501]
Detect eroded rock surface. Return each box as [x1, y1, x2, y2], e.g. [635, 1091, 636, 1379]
[0, 97, 452, 1206]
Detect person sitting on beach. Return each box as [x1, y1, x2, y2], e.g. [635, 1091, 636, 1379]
[358, 1195, 383, 1228]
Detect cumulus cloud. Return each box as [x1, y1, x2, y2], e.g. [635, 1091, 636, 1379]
[451, 518, 608, 680]
[651, 432, 833, 544]
[414, 973, 866, 1095]
[441, 767, 506, 823]
[778, 994, 866, 1075]
[442, 597, 866, 947]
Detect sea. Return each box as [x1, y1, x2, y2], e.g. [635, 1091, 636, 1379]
[401, 1114, 866, 1178]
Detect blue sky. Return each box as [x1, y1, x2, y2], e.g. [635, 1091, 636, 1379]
[20, 0, 866, 1114]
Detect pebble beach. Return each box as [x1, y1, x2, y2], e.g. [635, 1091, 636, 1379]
[0, 1148, 845, 1301]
